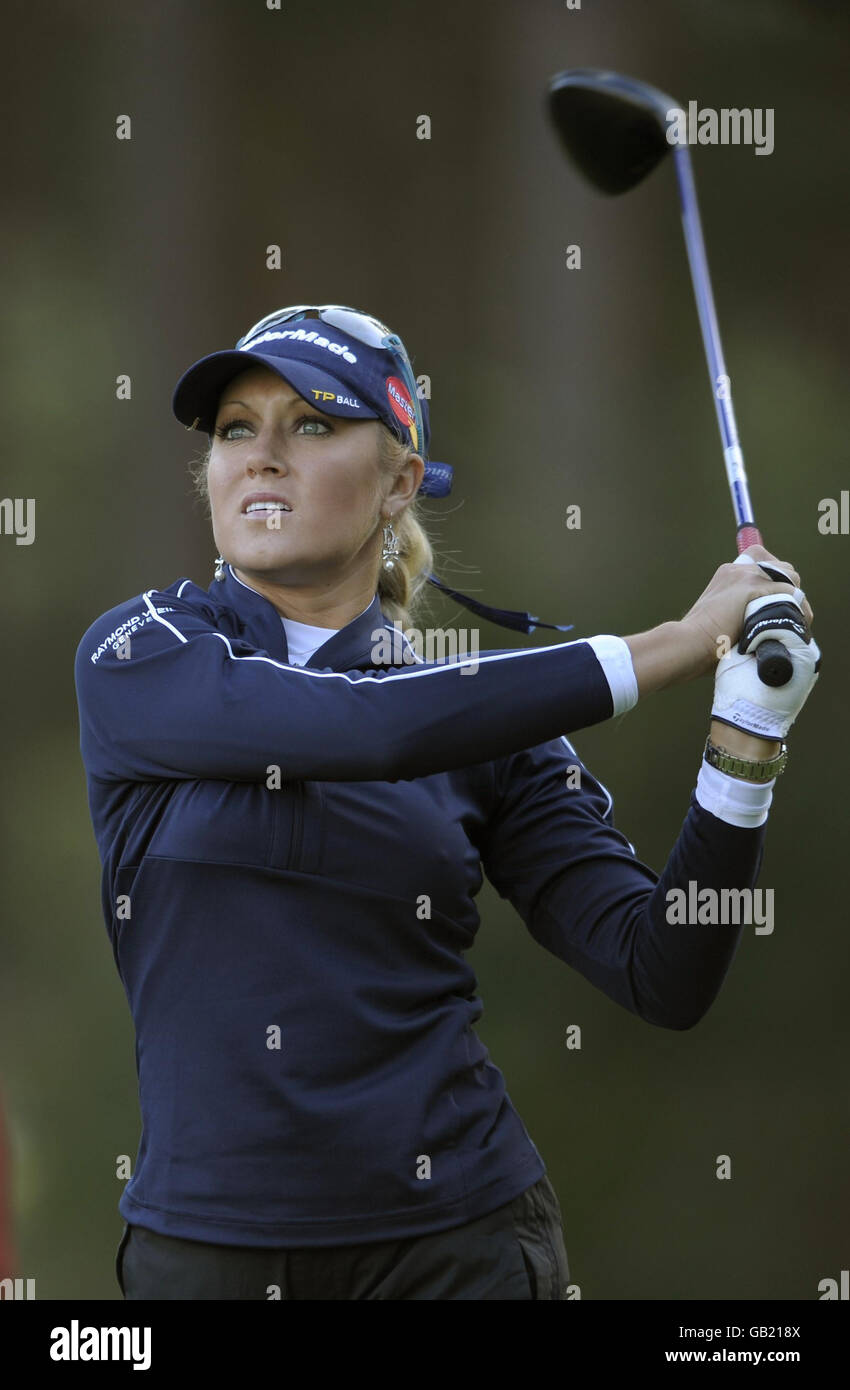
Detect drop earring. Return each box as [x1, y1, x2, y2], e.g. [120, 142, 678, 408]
[381, 520, 400, 570]
[214, 555, 227, 582]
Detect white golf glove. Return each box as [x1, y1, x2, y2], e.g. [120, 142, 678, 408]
[711, 555, 821, 741]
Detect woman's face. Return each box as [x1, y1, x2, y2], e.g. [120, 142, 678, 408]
[207, 364, 400, 590]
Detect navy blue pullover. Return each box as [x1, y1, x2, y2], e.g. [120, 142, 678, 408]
[73, 565, 767, 1247]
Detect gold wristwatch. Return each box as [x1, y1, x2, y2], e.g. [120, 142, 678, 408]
[704, 737, 788, 783]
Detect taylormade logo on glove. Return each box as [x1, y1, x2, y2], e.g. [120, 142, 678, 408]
[712, 559, 821, 740]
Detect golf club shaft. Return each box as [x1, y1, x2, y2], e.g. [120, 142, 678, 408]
[673, 147, 759, 544]
[545, 68, 795, 689]
[671, 146, 793, 686]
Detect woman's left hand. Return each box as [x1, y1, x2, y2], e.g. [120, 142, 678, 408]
[711, 611, 821, 743]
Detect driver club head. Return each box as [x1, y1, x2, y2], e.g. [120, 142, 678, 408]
[547, 68, 682, 194]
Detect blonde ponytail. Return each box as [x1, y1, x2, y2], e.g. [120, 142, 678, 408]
[375, 429, 438, 631]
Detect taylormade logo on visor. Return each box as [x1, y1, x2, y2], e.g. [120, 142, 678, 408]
[239, 328, 358, 363]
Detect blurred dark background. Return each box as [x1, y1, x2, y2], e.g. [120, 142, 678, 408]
[1, 0, 847, 1299]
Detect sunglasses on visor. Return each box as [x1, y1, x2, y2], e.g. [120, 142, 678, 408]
[236, 304, 426, 456]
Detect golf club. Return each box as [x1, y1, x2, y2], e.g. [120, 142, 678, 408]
[546, 68, 803, 688]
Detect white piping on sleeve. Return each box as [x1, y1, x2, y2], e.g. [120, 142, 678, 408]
[560, 734, 615, 824]
[141, 591, 602, 688]
[142, 593, 190, 644]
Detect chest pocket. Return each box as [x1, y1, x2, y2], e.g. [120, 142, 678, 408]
[124, 770, 481, 903]
[123, 778, 303, 872]
[315, 773, 485, 909]
[268, 779, 324, 874]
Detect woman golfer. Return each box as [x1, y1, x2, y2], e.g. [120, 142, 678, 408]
[74, 305, 819, 1300]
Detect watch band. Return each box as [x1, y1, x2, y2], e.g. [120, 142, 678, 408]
[704, 737, 788, 783]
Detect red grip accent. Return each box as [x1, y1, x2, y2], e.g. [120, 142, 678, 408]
[736, 524, 763, 553]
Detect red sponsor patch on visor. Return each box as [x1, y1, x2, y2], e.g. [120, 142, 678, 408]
[386, 376, 416, 433]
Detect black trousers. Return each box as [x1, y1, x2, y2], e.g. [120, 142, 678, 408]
[116, 1174, 570, 1300]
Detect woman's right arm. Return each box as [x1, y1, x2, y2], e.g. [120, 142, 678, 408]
[73, 549, 807, 785]
[74, 589, 628, 783]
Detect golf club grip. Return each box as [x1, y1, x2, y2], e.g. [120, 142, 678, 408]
[735, 525, 794, 688]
